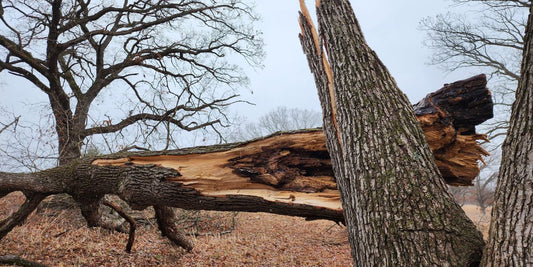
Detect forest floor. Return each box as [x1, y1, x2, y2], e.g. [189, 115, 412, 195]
[1, 192, 490, 266]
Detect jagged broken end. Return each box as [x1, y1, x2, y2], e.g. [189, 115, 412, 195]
[415, 74, 493, 185]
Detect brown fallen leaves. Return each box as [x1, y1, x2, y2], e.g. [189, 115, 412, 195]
[1, 192, 491, 266]
[1, 192, 352, 266]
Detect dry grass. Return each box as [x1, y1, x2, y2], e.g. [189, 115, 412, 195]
[1, 193, 492, 266]
[1, 192, 351, 266]
[461, 204, 492, 239]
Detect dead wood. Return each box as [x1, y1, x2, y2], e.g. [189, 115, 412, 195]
[154, 206, 194, 252]
[0, 254, 48, 267]
[103, 200, 137, 253]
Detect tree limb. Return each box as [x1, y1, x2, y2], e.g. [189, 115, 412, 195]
[0, 255, 48, 267]
[103, 199, 136, 253]
[0, 193, 47, 240]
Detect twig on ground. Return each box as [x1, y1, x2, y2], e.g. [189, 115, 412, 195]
[0, 254, 48, 267]
[103, 200, 136, 253]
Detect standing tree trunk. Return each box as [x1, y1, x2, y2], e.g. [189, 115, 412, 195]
[298, 0, 484, 266]
[56, 120, 83, 167]
[482, 5, 533, 266]
[52, 101, 123, 231]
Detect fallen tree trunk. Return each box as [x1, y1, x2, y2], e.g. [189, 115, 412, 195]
[414, 74, 492, 185]
[0, 74, 492, 250]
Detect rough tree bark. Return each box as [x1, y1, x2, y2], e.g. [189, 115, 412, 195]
[482, 4, 533, 266]
[298, 0, 484, 266]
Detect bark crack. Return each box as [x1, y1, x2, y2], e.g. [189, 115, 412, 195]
[299, 0, 342, 148]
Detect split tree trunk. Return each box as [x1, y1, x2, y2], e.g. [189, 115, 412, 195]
[0, 29, 493, 258]
[1, 72, 492, 252]
[482, 5, 533, 266]
[298, 0, 484, 266]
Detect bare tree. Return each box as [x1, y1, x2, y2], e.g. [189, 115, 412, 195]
[0, 0, 263, 165]
[473, 171, 496, 215]
[482, 3, 533, 264]
[420, 0, 529, 142]
[258, 106, 322, 133]
[0, 0, 262, 229]
[226, 106, 322, 142]
[448, 175, 496, 213]
[448, 185, 471, 206]
[449, 158, 498, 212]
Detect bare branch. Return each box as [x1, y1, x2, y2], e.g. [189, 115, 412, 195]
[0, 36, 48, 76]
[0, 116, 19, 135]
[0, 192, 47, 240]
[83, 95, 239, 137]
[102, 199, 136, 253]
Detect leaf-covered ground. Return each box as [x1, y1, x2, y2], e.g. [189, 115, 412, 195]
[1, 192, 352, 266]
[1, 192, 490, 266]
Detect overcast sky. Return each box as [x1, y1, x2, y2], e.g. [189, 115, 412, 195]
[0, 0, 485, 136]
[0, 1, 478, 122]
[232, 0, 477, 121]
[0, 0, 493, 166]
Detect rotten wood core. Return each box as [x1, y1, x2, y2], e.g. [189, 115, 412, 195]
[93, 131, 342, 212]
[414, 74, 492, 185]
[93, 75, 493, 218]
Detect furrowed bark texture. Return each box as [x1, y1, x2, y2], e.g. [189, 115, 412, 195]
[299, 0, 484, 266]
[482, 5, 533, 266]
[154, 206, 194, 251]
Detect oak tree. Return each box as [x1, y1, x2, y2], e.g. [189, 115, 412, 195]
[298, 0, 484, 265]
[0, 0, 262, 228]
[482, 3, 533, 265]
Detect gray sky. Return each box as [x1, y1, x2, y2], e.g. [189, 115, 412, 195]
[232, 0, 477, 121]
[0, 1, 486, 143]
[0, 1, 479, 122]
[0, 0, 493, 167]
